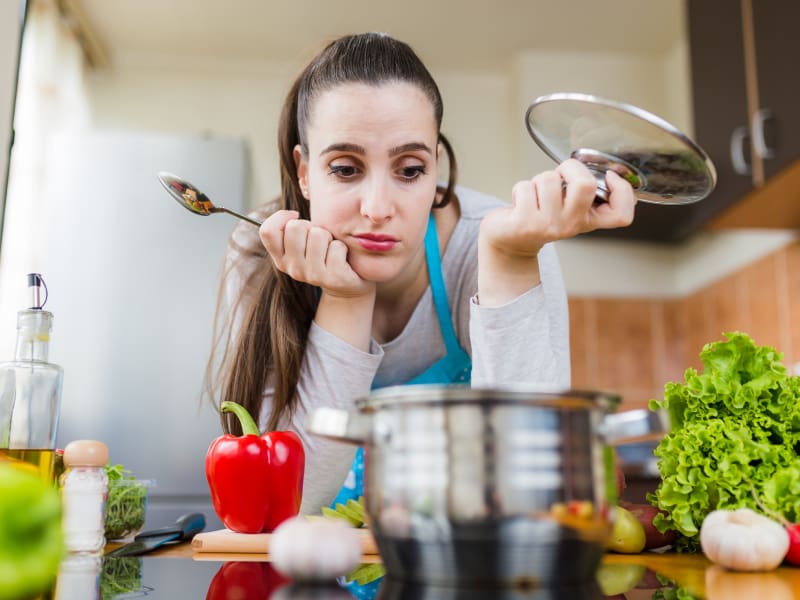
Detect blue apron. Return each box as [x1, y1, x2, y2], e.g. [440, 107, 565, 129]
[330, 214, 471, 508]
[336, 215, 471, 598]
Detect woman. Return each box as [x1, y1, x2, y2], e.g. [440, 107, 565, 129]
[208, 32, 635, 515]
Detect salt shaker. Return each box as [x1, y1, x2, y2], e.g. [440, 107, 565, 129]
[61, 440, 109, 553]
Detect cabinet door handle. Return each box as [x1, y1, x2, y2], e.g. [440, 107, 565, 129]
[730, 125, 751, 175]
[751, 107, 776, 159]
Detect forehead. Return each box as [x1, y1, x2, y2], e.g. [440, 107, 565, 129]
[306, 82, 438, 146]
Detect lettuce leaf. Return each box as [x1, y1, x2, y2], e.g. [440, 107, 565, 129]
[648, 332, 800, 552]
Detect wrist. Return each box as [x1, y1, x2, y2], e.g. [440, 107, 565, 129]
[315, 289, 376, 352]
[477, 238, 541, 307]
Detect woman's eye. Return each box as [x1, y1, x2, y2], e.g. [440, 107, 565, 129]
[399, 166, 426, 181]
[329, 165, 359, 178]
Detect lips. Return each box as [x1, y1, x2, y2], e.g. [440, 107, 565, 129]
[353, 233, 398, 252]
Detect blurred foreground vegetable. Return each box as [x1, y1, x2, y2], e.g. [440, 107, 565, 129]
[0, 461, 64, 599]
[648, 332, 800, 552]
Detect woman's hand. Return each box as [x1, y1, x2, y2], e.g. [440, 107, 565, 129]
[260, 210, 375, 299]
[477, 159, 636, 306]
[482, 159, 635, 256]
[260, 210, 376, 351]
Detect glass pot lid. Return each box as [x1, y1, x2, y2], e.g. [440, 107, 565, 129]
[525, 93, 717, 204]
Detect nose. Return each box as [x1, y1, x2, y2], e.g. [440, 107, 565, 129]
[360, 175, 395, 224]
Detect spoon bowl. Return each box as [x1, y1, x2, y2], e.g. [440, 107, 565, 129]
[157, 172, 262, 226]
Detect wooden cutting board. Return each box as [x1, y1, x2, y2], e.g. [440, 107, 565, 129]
[192, 527, 379, 555]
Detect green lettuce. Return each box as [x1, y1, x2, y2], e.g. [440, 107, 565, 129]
[648, 332, 800, 552]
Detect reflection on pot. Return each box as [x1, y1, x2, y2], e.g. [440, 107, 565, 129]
[205, 561, 288, 600]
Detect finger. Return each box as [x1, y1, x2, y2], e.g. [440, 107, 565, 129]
[531, 170, 563, 226]
[600, 170, 636, 228]
[511, 179, 538, 213]
[260, 210, 299, 259]
[556, 158, 597, 209]
[305, 226, 334, 281]
[282, 218, 312, 278]
[326, 239, 350, 271]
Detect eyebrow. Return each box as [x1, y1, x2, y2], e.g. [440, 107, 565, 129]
[319, 141, 433, 158]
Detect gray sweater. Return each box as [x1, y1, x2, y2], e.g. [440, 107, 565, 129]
[223, 186, 571, 514]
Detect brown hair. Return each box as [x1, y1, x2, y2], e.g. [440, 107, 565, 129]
[208, 32, 459, 434]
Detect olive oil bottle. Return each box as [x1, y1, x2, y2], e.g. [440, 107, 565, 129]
[0, 274, 63, 483]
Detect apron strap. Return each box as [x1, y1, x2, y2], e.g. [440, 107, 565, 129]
[424, 213, 464, 358]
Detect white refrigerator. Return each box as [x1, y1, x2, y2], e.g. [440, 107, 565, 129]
[42, 130, 252, 531]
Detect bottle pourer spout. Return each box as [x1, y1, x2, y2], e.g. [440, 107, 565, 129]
[27, 273, 48, 310]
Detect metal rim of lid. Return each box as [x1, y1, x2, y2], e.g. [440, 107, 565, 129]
[525, 92, 718, 204]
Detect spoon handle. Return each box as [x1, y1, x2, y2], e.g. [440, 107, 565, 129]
[220, 207, 263, 227]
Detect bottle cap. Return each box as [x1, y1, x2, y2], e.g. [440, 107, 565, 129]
[63, 440, 109, 468]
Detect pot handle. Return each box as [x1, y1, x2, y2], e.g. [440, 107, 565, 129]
[599, 409, 669, 445]
[306, 407, 373, 445]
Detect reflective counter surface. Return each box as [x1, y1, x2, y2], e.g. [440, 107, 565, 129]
[42, 546, 800, 600]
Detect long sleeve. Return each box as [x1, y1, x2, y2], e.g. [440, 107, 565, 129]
[282, 324, 383, 515]
[468, 242, 571, 388]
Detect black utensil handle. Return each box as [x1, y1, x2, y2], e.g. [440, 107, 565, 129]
[134, 512, 206, 540]
[177, 512, 206, 539]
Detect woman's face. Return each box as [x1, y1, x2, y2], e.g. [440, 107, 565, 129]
[294, 81, 440, 283]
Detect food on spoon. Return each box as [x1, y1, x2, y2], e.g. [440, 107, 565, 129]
[606, 505, 646, 553]
[700, 508, 789, 571]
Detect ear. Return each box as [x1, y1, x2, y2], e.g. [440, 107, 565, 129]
[293, 144, 309, 199]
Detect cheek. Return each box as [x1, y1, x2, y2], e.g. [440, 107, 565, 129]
[308, 199, 351, 229]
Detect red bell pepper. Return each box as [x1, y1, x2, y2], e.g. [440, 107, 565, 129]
[205, 401, 305, 533]
[205, 561, 288, 600]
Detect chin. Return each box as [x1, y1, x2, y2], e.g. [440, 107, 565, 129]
[350, 257, 403, 283]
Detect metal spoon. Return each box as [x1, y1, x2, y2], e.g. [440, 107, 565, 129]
[157, 172, 262, 226]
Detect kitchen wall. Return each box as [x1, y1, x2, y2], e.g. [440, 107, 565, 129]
[571, 238, 800, 410]
[10, 4, 795, 407]
[82, 32, 800, 386]
[87, 46, 686, 216]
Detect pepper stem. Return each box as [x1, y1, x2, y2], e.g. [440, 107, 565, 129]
[221, 401, 260, 436]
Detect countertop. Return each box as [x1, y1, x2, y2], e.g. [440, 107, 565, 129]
[94, 541, 800, 599]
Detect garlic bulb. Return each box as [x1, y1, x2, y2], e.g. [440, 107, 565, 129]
[271, 517, 363, 581]
[700, 508, 789, 571]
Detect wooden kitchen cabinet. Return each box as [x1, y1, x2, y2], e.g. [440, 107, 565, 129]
[593, 0, 800, 243]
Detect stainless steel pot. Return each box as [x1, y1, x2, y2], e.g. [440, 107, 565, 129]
[307, 385, 666, 588]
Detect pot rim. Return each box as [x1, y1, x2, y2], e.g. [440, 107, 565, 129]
[355, 384, 621, 412]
